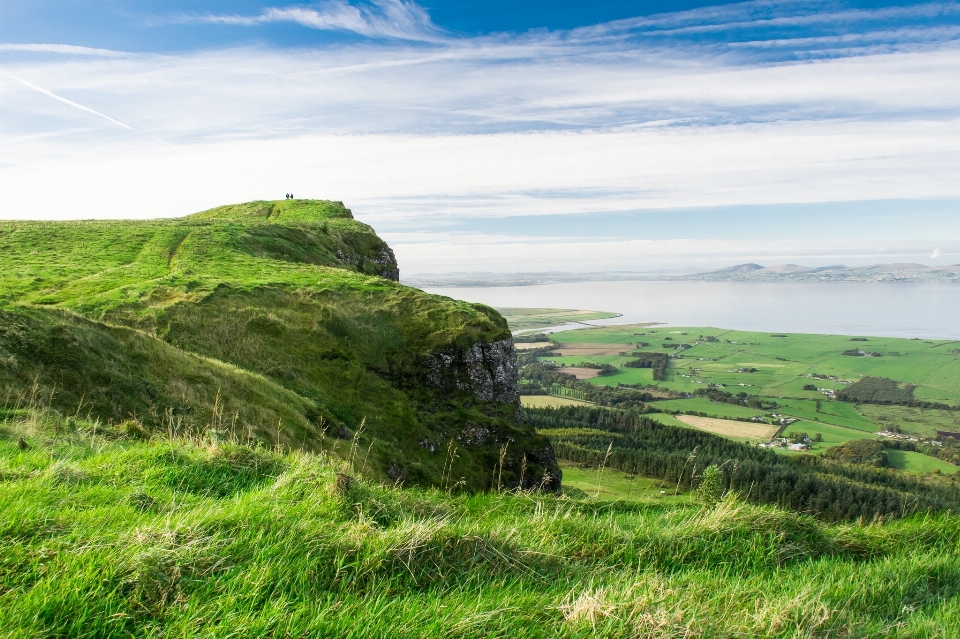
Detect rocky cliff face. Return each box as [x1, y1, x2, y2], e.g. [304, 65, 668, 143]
[335, 246, 399, 281]
[421, 336, 561, 491]
[423, 337, 520, 407]
[371, 247, 400, 281]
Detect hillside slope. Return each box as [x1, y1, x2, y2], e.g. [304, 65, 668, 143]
[2, 413, 958, 638]
[0, 200, 559, 490]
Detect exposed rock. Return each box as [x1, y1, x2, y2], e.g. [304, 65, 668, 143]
[335, 246, 399, 281]
[371, 248, 400, 281]
[516, 446, 562, 491]
[387, 464, 407, 483]
[457, 424, 492, 446]
[423, 337, 520, 406]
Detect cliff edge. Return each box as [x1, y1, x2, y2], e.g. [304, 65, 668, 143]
[0, 200, 559, 491]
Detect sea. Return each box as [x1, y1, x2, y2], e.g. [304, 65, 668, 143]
[420, 281, 960, 340]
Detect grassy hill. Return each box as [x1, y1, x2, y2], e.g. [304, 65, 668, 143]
[0, 200, 558, 490]
[2, 410, 959, 638]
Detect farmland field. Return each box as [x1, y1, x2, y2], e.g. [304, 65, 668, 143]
[653, 397, 765, 420]
[559, 462, 687, 502]
[675, 415, 778, 439]
[887, 449, 959, 474]
[516, 320, 960, 461]
[494, 307, 623, 332]
[557, 366, 601, 379]
[860, 404, 960, 438]
[520, 395, 594, 408]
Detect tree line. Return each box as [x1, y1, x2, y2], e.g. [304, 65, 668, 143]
[528, 406, 960, 522]
[838, 376, 957, 409]
[623, 353, 669, 380]
[884, 438, 960, 467]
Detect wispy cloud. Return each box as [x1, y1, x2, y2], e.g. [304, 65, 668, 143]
[171, 0, 444, 42]
[3, 0, 960, 272]
[599, 0, 960, 37]
[0, 71, 133, 130]
[0, 43, 130, 57]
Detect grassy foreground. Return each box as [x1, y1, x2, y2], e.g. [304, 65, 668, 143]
[3, 412, 960, 638]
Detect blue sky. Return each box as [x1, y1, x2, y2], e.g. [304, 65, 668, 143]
[2, 1, 960, 273]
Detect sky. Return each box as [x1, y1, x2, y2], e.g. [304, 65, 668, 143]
[2, 0, 960, 274]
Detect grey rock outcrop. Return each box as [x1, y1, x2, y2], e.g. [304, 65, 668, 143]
[335, 246, 399, 281]
[423, 337, 520, 405]
[371, 247, 400, 281]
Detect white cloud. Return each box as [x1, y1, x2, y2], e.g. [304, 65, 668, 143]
[0, 43, 131, 57]
[3, 1, 960, 272]
[597, 0, 960, 37]
[932, 247, 942, 258]
[174, 0, 443, 42]
[0, 71, 133, 130]
[3, 121, 960, 222]
[386, 232, 960, 274]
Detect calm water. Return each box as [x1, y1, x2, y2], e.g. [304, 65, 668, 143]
[422, 281, 960, 340]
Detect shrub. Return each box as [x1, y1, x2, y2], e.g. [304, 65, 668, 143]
[695, 465, 725, 505]
[824, 440, 888, 467]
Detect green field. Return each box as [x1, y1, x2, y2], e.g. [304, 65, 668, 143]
[559, 461, 686, 502]
[528, 324, 960, 458]
[541, 325, 960, 403]
[653, 397, 766, 420]
[494, 308, 623, 333]
[887, 449, 959, 474]
[860, 404, 960, 438]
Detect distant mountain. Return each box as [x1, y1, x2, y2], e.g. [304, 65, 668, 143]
[403, 270, 694, 287]
[403, 263, 960, 288]
[682, 263, 960, 282]
[714, 263, 763, 273]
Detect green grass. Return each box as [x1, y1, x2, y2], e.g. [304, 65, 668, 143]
[861, 405, 960, 438]
[773, 398, 878, 433]
[0, 200, 557, 490]
[496, 308, 623, 333]
[4, 412, 960, 638]
[534, 323, 960, 453]
[652, 397, 766, 420]
[546, 325, 960, 402]
[587, 367, 655, 386]
[887, 449, 960, 474]
[772, 421, 877, 454]
[558, 462, 686, 502]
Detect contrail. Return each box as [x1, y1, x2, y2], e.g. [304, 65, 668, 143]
[1, 70, 133, 130]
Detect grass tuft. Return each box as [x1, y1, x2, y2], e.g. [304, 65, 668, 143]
[2, 409, 960, 636]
